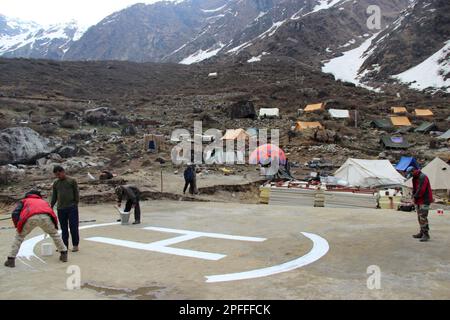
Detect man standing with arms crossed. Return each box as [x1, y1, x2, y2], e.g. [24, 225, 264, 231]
[51, 166, 81, 252]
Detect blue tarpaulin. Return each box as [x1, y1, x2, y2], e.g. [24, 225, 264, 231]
[396, 157, 420, 171]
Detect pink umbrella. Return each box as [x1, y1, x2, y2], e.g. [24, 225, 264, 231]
[249, 144, 287, 165]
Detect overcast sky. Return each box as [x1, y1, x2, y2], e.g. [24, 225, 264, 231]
[0, 0, 166, 27]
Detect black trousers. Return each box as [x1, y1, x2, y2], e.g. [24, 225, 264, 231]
[57, 205, 79, 247]
[125, 200, 141, 222]
[183, 180, 197, 195]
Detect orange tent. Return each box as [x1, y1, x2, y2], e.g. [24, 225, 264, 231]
[414, 109, 434, 117]
[295, 121, 324, 131]
[390, 116, 412, 126]
[391, 107, 407, 114]
[221, 129, 249, 141]
[304, 103, 325, 112]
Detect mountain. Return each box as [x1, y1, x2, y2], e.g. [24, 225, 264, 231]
[322, 0, 450, 92]
[1, 0, 448, 92]
[0, 15, 85, 60]
[65, 0, 229, 62]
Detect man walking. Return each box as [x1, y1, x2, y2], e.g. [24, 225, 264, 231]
[115, 185, 141, 225]
[4, 190, 68, 268]
[183, 164, 197, 195]
[407, 166, 433, 242]
[51, 166, 80, 252]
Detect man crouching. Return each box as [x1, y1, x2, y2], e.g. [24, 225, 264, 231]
[4, 190, 68, 268]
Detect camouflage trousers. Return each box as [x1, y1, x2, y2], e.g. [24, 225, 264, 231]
[416, 205, 430, 235]
[9, 214, 67, 258]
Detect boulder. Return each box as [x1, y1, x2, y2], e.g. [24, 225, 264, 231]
[0, 127, 54, 165]
[228, 101, 257, 120]
[56, 145, 78, 158]
[121, 125, 137, 136]
[84, 107, 127, 126]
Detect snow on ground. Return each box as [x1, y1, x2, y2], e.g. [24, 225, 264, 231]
[392, 40, 450, 92]
[247, 52, 269, 63]
[322, 33, 381, 91]
[201, 4, 227, 13]
[179, 42, 225, 65]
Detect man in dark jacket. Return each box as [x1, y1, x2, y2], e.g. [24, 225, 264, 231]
[183, 164, 197, 195]
[51, 166, 80, 252]
[115, 185, 141, 225]
[407, 167, 434, 242]
[4, 190, 68, 268]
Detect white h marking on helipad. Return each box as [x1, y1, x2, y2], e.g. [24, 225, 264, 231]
[85, 226, 266, 261]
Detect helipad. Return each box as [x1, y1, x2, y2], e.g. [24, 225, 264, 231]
[0, 201, 449, 300]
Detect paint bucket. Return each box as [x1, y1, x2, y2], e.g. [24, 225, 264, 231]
[41, 243, 53, 256]
[120, 211, 131, 225]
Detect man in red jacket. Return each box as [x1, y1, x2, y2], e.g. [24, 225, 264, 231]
[4, 190, 68, 268]
[407, 167, 434, 242]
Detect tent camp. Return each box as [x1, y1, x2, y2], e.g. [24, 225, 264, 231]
[414, 109, 434, 117]
[295, 121, 323, 131]
[390, 116, 412, 126]
[404, 157, 450, 192]
[221, 129, 249, 141]
[371, 119, 393, 130]
[396, 156, 420, 171]
[334, 159, 406, 188]
[259, 108, 280, 118]
[328, 109, 350, 119]
[380, 136, 411, 149]
[437, 129, 450, 140]
[304, 103, 325, 113]
[391, 107, 408, 114]
[415, 122, 437, 133]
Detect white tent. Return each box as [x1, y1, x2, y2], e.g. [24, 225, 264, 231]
[259, 108, 280, 118]
[437, 129, 450, 140]
[334, 159, 406, 188]
[329, 109, 350, 119]
[404, 157, 450, 191]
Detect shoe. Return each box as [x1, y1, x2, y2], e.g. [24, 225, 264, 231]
[132, 221, 141, 225]
[60, 251, 68, 262]
[420, 234, 430, 242]
[4, 257, 15, 268]
[72, 246, 79, 253]
[412, 233, 423, 239]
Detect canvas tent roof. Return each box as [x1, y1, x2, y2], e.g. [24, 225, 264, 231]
[414, 122, 437, 133]
[221, 129, 249, 141]
[304, 103, 325, 112]
[259, 108, 280, 118]
[371, 119, 393, 129]
[437, 129, 450, 140]
[391, 107, 408, 114]
[380, 136, 411, 149]
[390, 116, 412, 126]
[396, 157, 420, 171]
[334, 159, 406, 188]
[404, 157, 450, 190]
[295, 121, 323, 131]
[328, 109, 350, 118]
[414, 109, 434, 117]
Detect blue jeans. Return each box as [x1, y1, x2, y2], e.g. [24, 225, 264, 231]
[57, 205, 79, 247]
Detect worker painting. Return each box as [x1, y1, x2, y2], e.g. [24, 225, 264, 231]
[115, 185, 142, 225]
[51, 166, 81, 252]
[407, 166, 434, 242]
[4, 190, 68, 268]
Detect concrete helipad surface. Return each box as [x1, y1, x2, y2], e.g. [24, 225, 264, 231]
[1, 201, 449, 300]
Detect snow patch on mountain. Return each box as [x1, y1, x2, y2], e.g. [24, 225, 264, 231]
[179, 42, 225, 64]
[322, 33, 381, 91]
[392, 40, 450, 92]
